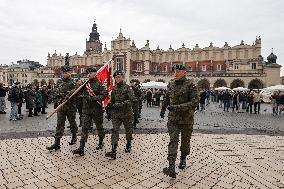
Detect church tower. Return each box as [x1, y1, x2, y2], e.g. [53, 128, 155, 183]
[85, 20, 102, 54]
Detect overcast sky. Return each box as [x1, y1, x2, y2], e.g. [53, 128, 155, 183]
[0, 0, 283, 75]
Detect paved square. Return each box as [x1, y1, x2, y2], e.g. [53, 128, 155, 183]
[0, 102, 284, 188]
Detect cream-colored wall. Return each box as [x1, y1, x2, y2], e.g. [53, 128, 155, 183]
[265, 67, 281, 87]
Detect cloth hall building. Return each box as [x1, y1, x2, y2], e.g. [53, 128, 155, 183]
[47, 21, 281, 89]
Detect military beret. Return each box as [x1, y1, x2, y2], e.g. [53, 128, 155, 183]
[113, 70, 125, 77]
[173, 64, 186, 70]
[62, 65, 71, 72]
[86, 67, 97, 73]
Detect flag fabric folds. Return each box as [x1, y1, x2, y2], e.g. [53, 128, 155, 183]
[96, 63, 113, 108]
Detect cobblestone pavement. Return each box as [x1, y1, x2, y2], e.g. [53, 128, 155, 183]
[1, 101, 284, 188]
[0, 102, 283, 139]
[0, 134, 284, 189]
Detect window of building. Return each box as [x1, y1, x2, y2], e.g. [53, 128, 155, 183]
[155, 65, 158, 72]
[164, 66, 168, 72]
[202, 65, 206, 71]
[137, 63, 142, 72]
[185, 53, 188, 61]
[116, 57, 124, 70]
[228, 51, 232, 59]
[234, 64, 239, 70]
[178, 54, 181, 61]
[251, 63, 257, 70]
[217, 64, 222, 71]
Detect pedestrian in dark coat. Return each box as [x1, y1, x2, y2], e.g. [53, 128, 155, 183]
[40, 85, 48, 114]
[25, 84, 36, 117]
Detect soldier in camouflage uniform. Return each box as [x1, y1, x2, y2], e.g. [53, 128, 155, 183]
[73, 67, 107, 156]
[105, 70, 136, 160]
[46, 65, 78, 151]
[137, 84, 143, 118]
[75, 79, 83, 127]
[130, 81, 140, 129]
[160, 64, 199, 178]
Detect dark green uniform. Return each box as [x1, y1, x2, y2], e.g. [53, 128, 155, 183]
[80, 78, 107, 142]
[135, 84, 143, 118]
[161, 76, 198, 163]
[54, 78, 78, 138]
[110, 81, 135, 145]
[131, 85, 140, 128]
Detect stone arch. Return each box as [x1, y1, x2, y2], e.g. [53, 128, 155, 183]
[213, 79, 227, 88]
[248, 79, 264, 89]
[197, 79, 210, 90]
[143, 79, 151, 83]
[40, 79, 47, 86]
[230, 79, 245, 89]
[156, 79, 165, 83]
[130, 79, 140, 84]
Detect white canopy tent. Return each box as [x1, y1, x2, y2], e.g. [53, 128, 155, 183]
[232, 87, 250, 91]
[262, 85, 284, 92]
[214, 86, 231, 91]
[141, 81, 167, 89]
[260, 85, 284, 103]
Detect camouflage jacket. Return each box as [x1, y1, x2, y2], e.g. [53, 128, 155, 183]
[161, 76, 199, 124]
[54, 77, 76, 111]
[110, 81, 136, 115]
[82, 78, 107, 113]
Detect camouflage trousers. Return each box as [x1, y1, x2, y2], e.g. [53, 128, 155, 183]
[167, 121, 193, 163]
[80, 111, 104, 142]
[55, 110, 78, 138]
[111, 113, 133, 145]
[133, 103, 139, 123]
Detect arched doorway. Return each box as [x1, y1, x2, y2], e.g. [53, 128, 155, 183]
[213, 79, 227, 88]
[156, 79, 165, 83]
[248, 79, 264, 89]
[197, 79, 210, 90]
[230, 79, 245, 89]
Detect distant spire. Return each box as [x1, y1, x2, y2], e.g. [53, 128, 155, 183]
[182, 43, 185, 48]
[132, 40, 136, 47]
[271, 48, 273, 53]
[157, 45, 160, 50]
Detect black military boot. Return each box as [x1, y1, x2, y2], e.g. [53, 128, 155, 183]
[125, 141, 132, 153]
[105, 144, 117, 160]
[69, 133, 77, 145]
[46, 137, 61, 151]
[178, 155, 187, 169]
[96, 137, 104, 150]
[163, 163, 177, 178]
[73, 141, 85, 156]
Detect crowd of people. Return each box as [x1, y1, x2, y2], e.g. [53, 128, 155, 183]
[198, 88, 284, 115]
[0, 82, 51, 121]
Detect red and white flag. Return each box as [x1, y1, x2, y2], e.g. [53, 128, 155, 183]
[96, 63, 113, 108]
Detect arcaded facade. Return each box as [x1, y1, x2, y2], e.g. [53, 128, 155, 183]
[47, 21, 281, 89]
